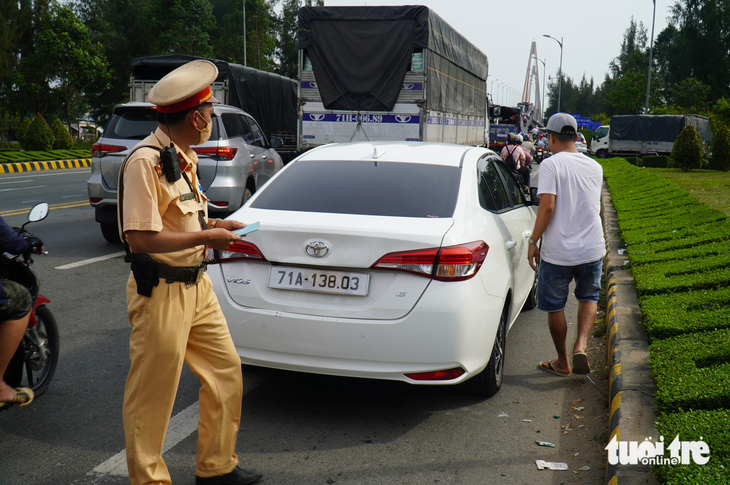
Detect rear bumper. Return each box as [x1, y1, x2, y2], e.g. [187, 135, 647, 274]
[209, 263, 505, 385]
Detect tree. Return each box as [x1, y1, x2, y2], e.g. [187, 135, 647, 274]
[51, 117, 73, 149]
[671, 124, 703, 172]
[709, 124, 730, 172]
[145, 0, 216, 58]
[74, 0, 156, 124]
[23, 113, 54, 151]
[272, 0, 323, 79]
[669, 77, 711, 112]
[210, 0, 277, 70]
[18, 2, 111, 132]
[605, 17, 651, 114]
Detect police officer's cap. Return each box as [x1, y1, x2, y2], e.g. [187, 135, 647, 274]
[148, 60, 220, 113]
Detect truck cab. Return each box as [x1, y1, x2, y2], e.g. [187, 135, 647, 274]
[590, 125, 610, 158]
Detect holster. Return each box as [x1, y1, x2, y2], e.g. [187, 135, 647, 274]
[125, 253, 159, 297]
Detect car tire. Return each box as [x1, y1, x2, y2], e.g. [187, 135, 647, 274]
[242, 187, 253, 205]
[464, 305, 508, 397]
[597, 149, 608, 159]
[100, 222, 121, 243]
[522, 272, 538, 311]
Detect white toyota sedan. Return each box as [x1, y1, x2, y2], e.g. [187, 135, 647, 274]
[209, 142, 538, 397]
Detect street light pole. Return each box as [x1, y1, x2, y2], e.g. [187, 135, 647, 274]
[543, 34, 563, 113]
[491, 78, 499, 104]
[243, 1, 247, 66]
[645, 0, 657, 112]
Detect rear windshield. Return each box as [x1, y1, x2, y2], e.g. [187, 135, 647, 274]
[250, 160, 460, 218]
[104, 109, 219, 140]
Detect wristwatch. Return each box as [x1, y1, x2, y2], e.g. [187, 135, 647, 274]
[529, 238, 539, 245]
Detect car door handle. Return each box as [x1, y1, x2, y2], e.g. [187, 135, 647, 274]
[523, 230, 533, 239]
[505, 239, 517, 250]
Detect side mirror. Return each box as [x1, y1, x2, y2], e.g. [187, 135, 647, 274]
[529, 187, 540, 206]
[270, 136, 283, 149]
[28, 203, 49, 222]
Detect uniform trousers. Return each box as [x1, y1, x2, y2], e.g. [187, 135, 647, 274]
[123, 272, 243, 485]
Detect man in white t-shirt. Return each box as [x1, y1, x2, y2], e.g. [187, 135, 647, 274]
[527, 113, 605, 378]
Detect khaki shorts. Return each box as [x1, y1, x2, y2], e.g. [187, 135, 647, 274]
[0, 280, 32, 321]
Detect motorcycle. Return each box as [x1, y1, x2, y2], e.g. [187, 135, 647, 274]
[534, 146, 548, 163]
[2, 203, 59, 404]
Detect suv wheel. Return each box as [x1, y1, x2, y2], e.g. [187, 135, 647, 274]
[100, 223, 121, 243]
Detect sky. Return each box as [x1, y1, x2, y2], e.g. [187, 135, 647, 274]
[321, 0, 674, 112]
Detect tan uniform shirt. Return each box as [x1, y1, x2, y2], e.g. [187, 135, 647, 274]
[122, 127, 209, 267]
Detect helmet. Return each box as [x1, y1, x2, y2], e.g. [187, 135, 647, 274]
[515, 134, 523, 143]
[539, 134, 544, 138]
[507, 133, 516, 143]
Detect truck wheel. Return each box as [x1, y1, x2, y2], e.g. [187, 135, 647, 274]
[100, 223, 121, 243]
[597, 149, 608, 159]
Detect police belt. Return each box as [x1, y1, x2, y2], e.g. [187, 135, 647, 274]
[156, 262, 206, 284]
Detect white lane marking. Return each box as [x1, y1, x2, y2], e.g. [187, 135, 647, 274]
[55, 251, 126, 270]
[0, 185, 46, 193]
[0, 179, 33, 185]
[60, 194, 84, 199]
[91, 370, 267, 477]
[93, 401, 201, 476]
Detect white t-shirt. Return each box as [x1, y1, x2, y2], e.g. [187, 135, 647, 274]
[537, 151, 605, 266]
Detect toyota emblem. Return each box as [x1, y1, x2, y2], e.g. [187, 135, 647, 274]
[306, 241, 329, 258]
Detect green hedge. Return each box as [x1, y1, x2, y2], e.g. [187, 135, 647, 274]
[0, 149, 91, 163]
[651, 328, 730, 414]
[601, 158, 730, 484]
[641, 286, 730, 339]
[654, 409, 730, 483]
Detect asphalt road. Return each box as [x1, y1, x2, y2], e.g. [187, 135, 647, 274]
[0, 165, 609, 485]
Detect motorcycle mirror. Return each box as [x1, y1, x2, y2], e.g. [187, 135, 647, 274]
[28, 203, 49, 223]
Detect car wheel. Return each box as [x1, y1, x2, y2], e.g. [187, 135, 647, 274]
[464, 305, 508, 397]
[242, 187, 253, 204]
[100, 222, 121, 243]
[597, 149, 608, 159]
[522, 273, 538, 311]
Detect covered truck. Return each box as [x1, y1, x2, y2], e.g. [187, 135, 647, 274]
[590, 114, 712, 158]
[130, 55, 298, 159]
[297, 5, 489, 151]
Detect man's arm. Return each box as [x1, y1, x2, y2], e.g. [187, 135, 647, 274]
[527, 193, 556, 271]
[126, 227, 243, 254]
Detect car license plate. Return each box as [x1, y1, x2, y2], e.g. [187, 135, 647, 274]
[267, 266, 370, 296]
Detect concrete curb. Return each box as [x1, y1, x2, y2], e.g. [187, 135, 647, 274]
[601, 185, 659, 485]
[0, 158, 91, 174]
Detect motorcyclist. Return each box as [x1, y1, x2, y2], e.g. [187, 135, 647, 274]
[522, 133, 535, 156]
[535, 133, 549, 149]
[0, 216, 43, 409]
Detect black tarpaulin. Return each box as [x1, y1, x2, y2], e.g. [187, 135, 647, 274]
[427, 52, 486, 116]
[298, 6, 488, 112]
[611, 114, 712, 143]
[130, 55, 298, 136]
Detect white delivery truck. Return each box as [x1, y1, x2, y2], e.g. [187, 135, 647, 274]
[296, 5, 489, 151]
[590, 114, 712, 158]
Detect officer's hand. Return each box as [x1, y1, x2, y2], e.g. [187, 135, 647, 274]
[206, 228, 242, 250]
[528, 243, 540, 272]
[216, 219, 246, 232]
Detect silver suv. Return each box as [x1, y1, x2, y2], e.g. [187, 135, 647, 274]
[87, 102, 284, 242]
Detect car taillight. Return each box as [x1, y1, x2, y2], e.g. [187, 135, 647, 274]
[371, 241, 488, 281]
[92, 143, 126, 157]
[218, 240, 267, 262]
[89, 198, 102, 203]
[405, 367, 466, 381]
[193, 147, 238, 160]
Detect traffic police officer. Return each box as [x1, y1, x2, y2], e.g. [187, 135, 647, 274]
[119, 60, 262, 485]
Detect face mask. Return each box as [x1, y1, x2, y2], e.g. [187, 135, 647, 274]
[194, 111, 212, 145]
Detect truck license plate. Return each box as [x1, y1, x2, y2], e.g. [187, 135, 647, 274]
[267, 266, 369, 296]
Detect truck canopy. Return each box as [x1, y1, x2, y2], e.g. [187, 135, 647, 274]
[611, 114, 712, 143]
[298, 6, 488, 113]
[130, 55, 298, 140]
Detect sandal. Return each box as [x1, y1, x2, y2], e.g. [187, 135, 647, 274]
[538, 360, 571, 377]
[0, 387, 34, 409]
[572, 353, 591, 375]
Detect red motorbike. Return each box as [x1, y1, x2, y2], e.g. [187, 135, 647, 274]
[2, 203, 59, 404]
